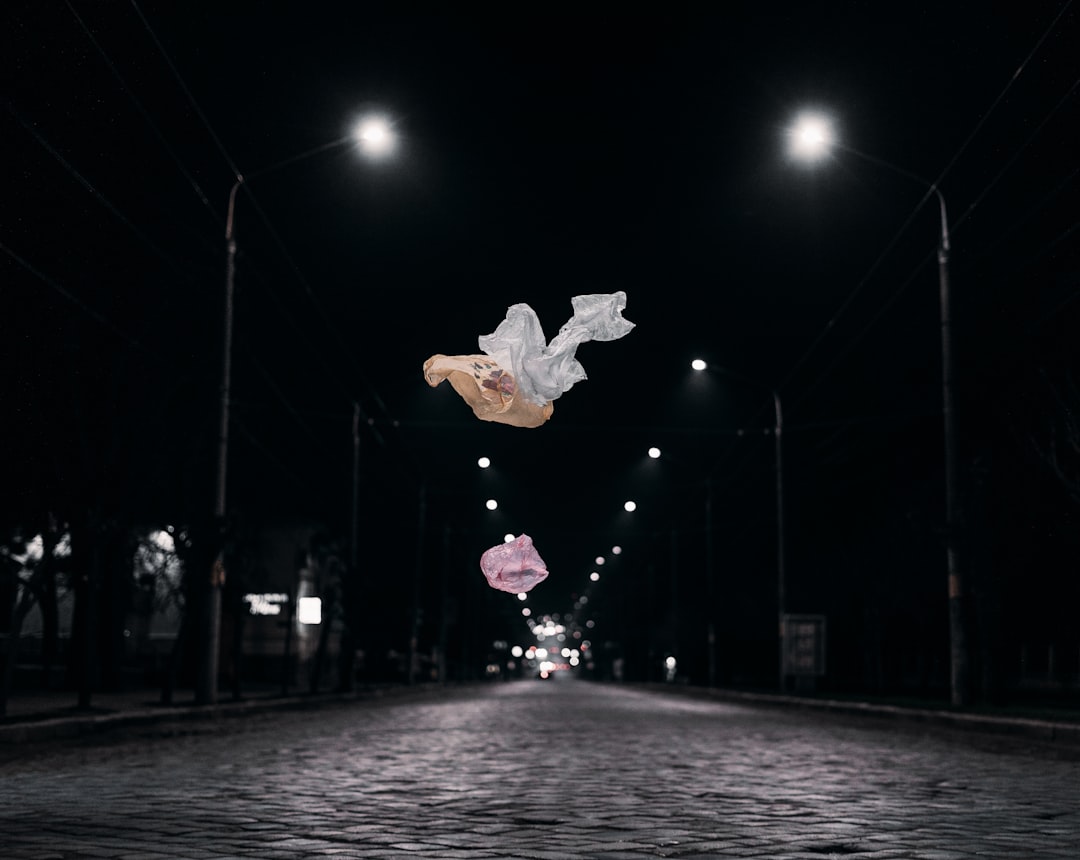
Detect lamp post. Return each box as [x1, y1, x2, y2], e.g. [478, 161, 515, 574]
[787, 111, 968, 706]
[691, 361, 786, 691]
[196, 115, 398, 705]
[645, 443, 729, 687]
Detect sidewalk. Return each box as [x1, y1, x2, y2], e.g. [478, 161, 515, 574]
[4, 679, 1080, 751]
[0, 681, 422, 745]
[647, 683, 1080, 752]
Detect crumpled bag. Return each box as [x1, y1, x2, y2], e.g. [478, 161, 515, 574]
[423, 291, 634, 428]
[479, 534, 549, 593]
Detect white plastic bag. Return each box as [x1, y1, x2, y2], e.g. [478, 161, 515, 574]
[423, 292, 634, 428]
[478, 291, 635, 406]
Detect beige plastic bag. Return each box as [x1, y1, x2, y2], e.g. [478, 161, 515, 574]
[423, 292, 633, 428]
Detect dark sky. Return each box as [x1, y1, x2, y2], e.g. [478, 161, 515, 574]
[4, 3, 1078, 637]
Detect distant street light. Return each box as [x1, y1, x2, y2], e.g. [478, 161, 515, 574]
[645, 444, 722, 687]
[353, 115, 397, 158]
[786, 111, 834, 162]
[787, 111, 968, 705]
[691, 360, 785, 691]
[200, 113, 397, 706]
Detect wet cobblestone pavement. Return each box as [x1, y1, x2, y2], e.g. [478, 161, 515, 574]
[2, 679, 1079, 858]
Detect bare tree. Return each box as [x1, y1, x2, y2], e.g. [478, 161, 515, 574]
[0, 523, 67, 716]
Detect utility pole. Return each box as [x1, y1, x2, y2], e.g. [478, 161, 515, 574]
[351, 403, 361, 570]
[408, 483, 426, 684]
[705, 477, 716, 687]
[773, 390, 786, 693]
[937, 194, 968, 706]
[197, 178, 241, 706]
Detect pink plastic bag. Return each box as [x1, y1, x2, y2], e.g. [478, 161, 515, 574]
[480, 534, 549, 593]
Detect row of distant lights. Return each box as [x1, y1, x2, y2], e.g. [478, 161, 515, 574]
[508, 535, 622, 617]
[513, 645, 584, 666]
[478, 457, 500, 511]
[478, 455, 640, 513]
[480, 453, 621, 626]
[478, 453, 611, 639]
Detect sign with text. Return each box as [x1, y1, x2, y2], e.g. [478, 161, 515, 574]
[782, 614, 826, 677]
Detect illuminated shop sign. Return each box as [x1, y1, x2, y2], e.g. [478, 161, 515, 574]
[243, 593, 289, 616]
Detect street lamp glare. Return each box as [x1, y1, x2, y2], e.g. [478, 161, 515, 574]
[354, 115, 396, 157]
[691, 358, 707, 372]
[485, 499, 498, 511]
[624, 500, 637, 512]
[788, 112, 834, 162]
[648, 446, 662, 459]
[478, 456, 491, 469]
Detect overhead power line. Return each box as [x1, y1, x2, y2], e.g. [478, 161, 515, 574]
[65, 0, 221, 231]
[778, 1, 1075, 406]
[1, 241, 137, 345]
[128, 0, 409, 463]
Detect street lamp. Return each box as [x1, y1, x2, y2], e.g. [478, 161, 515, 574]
[691, 360, 785, 691]
[199, 114, 398, 705]
[644, 445, 718, 686]
[786, 111, 834, 162]
[353, 115, 397, 158]
[787, 111, 968, 706]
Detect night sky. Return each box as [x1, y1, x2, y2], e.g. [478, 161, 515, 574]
[4, 3, 1078, 682]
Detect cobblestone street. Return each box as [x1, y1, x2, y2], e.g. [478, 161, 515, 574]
[2, 680, 1079, 859]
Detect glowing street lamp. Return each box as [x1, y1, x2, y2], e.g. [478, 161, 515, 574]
[786, 111, 834, 162]
[786, 109, 968, 705]
[202, 113, 398, 705]
[353, 115, 397, 158]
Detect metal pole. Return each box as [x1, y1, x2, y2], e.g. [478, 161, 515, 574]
[936, 190, 968, 706]
[670, 527, 679, 663]
[438, 525, 450, 684]
[713, 365, 786, 691]
[774, 390, 786, 692]
[216, 178, 241, 523]
[408, 483, 426, 685]
[705, 477, 715, 687]
[198, 177, 242, 706]
[842, 146, 970, 706]
[350, 402, 361, 570]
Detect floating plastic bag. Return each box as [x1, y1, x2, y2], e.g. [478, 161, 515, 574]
[423, 291, 634, 428]
[480, 534, 549, 594]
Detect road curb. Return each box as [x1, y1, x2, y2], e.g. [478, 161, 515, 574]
[0, 682, 455, 745]
[637, 683, 1080, 748]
